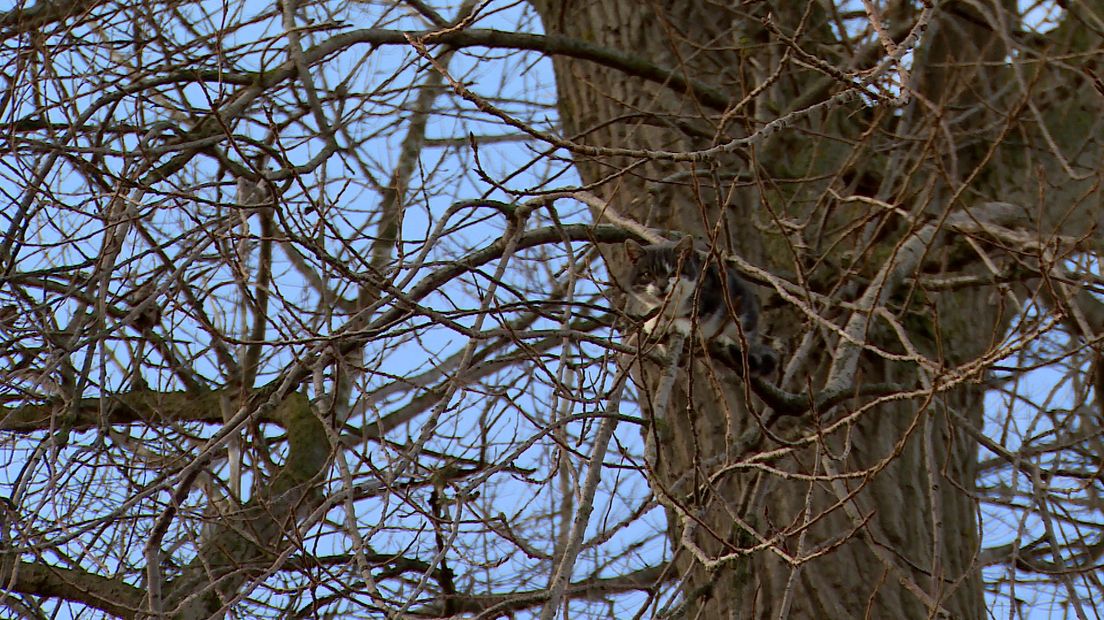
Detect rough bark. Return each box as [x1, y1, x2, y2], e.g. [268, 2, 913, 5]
[527, 1, 1023, 617]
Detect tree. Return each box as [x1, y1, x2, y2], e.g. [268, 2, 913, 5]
[0, 0, 1101, 618]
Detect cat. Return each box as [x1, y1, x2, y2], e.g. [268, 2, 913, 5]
[623, 236, 776, 376]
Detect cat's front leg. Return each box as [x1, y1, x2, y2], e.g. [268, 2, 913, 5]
[670, 317, 693, 336]
[710, 337, 779, 377]
[747, 344, 778, 376]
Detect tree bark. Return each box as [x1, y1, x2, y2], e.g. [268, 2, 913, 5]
[529, 1, 1008, 617]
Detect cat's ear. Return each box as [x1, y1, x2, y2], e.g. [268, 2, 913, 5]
[674, 236, 694, 255]
[624, 239, 645, 261]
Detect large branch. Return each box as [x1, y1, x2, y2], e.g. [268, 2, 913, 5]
[158, 390, 326, 619]
[0, 388, 282, 433]
[441, 564, 667, 615]
[2, 389, 319, 618]
[825, 201, 1030, 391]
[0, 0, 106, 38]
[344, 27, 729, 109]
[0, 558, 143, 619]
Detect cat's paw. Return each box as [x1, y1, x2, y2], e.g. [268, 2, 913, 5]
[708, 341, 778, 377]
[747, 345, 778, 377]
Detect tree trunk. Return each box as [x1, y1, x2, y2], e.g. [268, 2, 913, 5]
[530, 1, 999, 617]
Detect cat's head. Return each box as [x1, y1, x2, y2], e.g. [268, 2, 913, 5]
[624, 237, 697, 300]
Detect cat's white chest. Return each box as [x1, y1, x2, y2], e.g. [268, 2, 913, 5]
[636, 277, 696, 336]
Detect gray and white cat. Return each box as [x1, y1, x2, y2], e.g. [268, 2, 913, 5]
[624, 236, 776, 376]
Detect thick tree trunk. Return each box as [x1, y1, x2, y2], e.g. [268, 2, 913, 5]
[531, 1, 994, 617]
